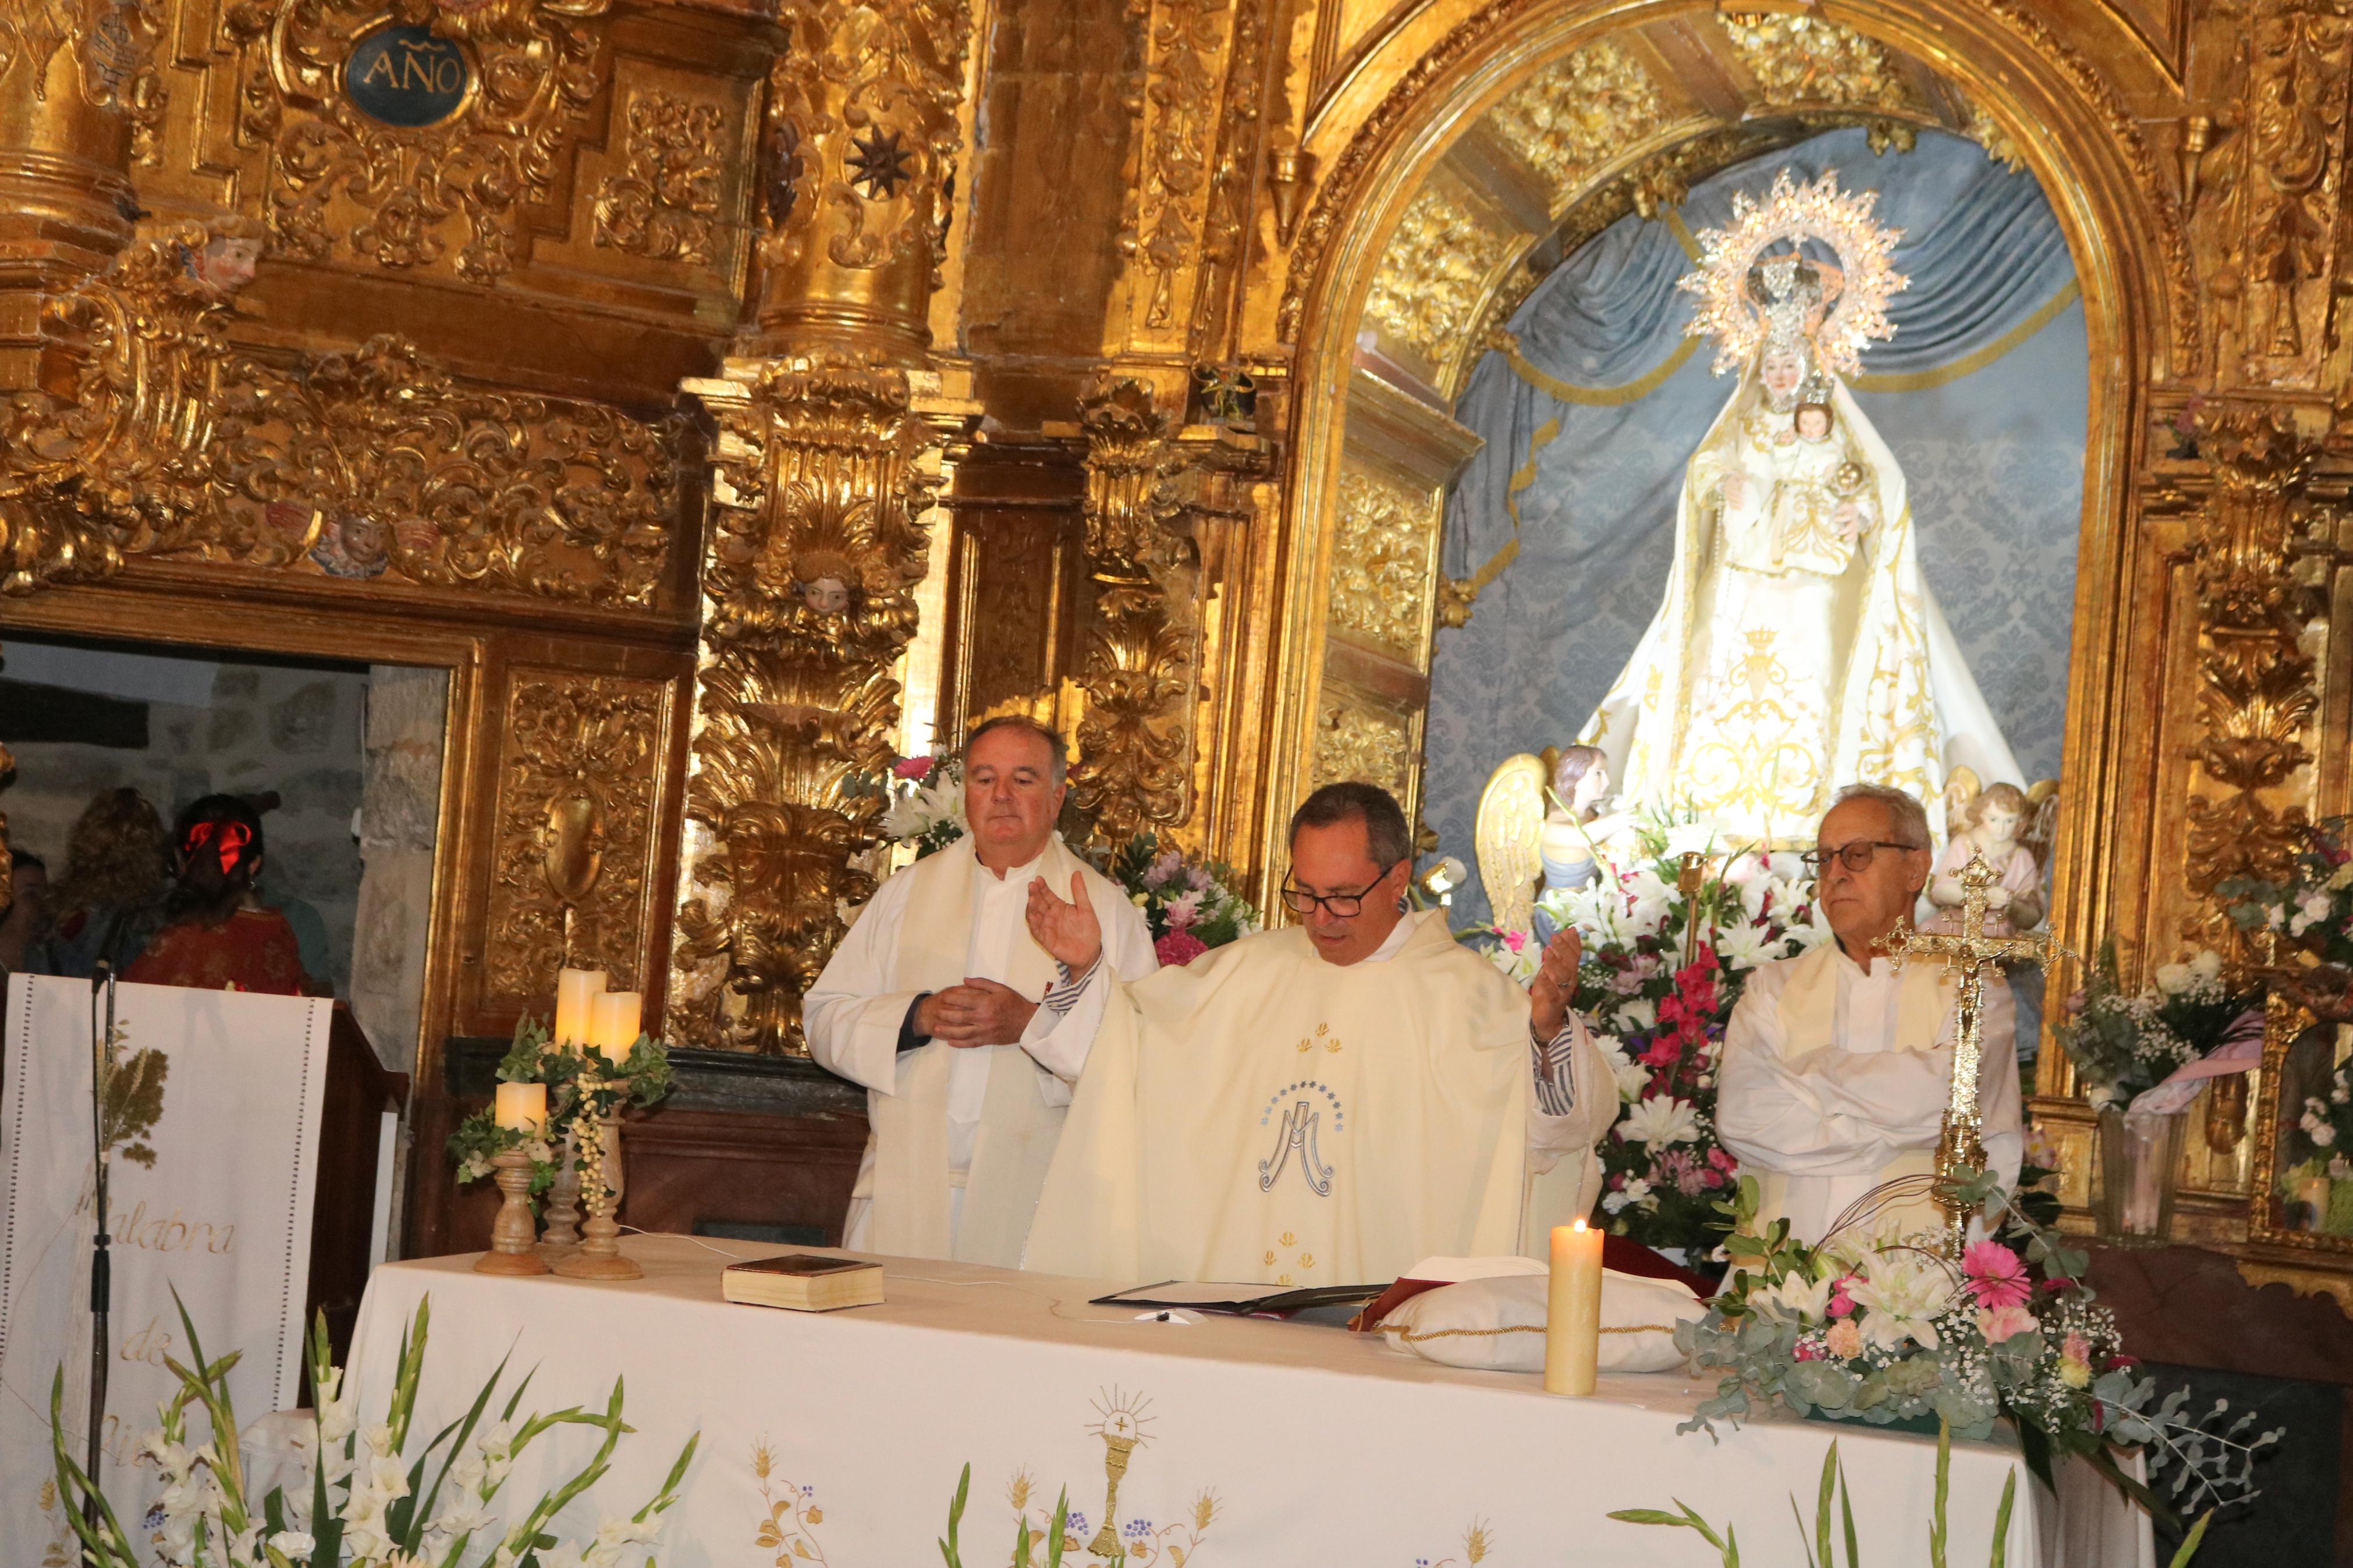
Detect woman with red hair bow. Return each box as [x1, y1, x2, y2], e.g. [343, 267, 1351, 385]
[125, 795, 317, 996]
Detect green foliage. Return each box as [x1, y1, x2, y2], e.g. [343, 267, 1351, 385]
[450, 1011, 676, 1189]
[48, 1290, 697, 1567]
[941, 1462, 1069, 1568]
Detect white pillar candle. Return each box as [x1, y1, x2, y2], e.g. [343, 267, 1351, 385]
[1544, 1219, 1605, 1397]
[590, 990, 642, 1064]
[553, 967, 606, 1047]
[494, 1082, 546, 1133]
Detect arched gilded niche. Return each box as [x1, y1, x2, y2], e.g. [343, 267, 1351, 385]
[1261, 1, 2187, 998]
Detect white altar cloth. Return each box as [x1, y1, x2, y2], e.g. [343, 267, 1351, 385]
[347, 1236, 2041, 1566]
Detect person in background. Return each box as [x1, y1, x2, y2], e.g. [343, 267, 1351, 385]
[240, 790, 335, 988]
[36, 787, 170, 979]
[125, 795, 318, 996]
[0, 849, 48, 976]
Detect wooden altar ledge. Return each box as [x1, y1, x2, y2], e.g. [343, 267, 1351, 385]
[348, 1236, 2043, 1566]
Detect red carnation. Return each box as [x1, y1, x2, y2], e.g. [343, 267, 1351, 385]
[893, 756, 935, 781]
[1155, 930, 1210, 967]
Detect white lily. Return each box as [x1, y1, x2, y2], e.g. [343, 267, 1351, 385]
[1618, 1095, 1702, 1147]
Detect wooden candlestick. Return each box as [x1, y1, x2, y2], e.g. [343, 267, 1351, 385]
[553, 1105, 641, 1281]
[539, 1133, 583, 1255]
[474, 1147, 548, 1276]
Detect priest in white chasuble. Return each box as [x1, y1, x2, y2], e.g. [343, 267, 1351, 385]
[1717, 783, 2022, 1244]
[1022, 783, 1615, 1286]
[806, 717, 1157, 1267]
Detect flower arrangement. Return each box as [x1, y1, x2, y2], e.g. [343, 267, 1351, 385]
[1678, 1173, 2278, 1521]
[49, 1295, 695, 1568]
[1473, 813, 1833, 1252]
[2277, 1054, 2353, 1234]
[1096, 834, 1259, 968]
[2049, 944, 2261, 1113]
[2220, 816, 2353, 968]
[878, 753, 967, 860]
[448, 1016, 674, 1192]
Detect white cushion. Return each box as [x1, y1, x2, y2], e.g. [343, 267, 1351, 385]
[1377, 1269, 1705, 1374]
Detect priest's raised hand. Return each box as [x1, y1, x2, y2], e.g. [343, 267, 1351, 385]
[1529, 927, 1582, 1041]
[1024, 870, 1103, 975]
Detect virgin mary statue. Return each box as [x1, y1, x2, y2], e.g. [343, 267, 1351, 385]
[1580, 172, 2021, 844]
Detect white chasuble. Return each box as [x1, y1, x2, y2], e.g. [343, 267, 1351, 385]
[1025, 912, 1592, 1286]
[1716, 940, 2022, 1244]
[809, 833, 1149, 1268]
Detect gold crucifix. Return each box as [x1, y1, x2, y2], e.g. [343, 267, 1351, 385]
[1876, 850, 2062, 1255]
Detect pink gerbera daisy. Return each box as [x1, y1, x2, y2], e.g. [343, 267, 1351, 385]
[1961, 1241, 2032, 1310]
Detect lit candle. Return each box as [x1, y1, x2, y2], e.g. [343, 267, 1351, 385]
[553, 967, 606, 1047]
[494, 1082, 546, 1133]
[590, 990, 642, 1064]
[1544, 1219, 1605, 1397]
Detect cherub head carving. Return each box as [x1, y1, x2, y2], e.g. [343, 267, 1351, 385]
[182, 212, 268, 298]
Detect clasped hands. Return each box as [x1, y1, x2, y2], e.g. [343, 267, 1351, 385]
[917, 872, 1103, 1049]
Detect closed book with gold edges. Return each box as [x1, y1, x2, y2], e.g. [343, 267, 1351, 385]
[721, 1253, 885, 1311]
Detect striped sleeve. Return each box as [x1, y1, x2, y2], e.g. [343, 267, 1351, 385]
[1039, 954, 1103, 1019]
[1530, 1021, 1581, 1118]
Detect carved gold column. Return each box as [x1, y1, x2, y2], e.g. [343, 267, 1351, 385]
[751, 0, 970, 359]
[2180, 406, 2328, 941]
[668, 0, 979, 1054]
[1066, 375, 1273, 852]
[0, 0, 156, 384]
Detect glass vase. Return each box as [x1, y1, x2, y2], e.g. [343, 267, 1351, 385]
[2095, 1108, 2185, 1242]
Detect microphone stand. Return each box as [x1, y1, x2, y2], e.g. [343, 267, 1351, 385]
[83, 959, 116, 1533]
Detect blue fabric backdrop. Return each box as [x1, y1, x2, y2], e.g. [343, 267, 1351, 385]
[1424, 127, 2088, 929]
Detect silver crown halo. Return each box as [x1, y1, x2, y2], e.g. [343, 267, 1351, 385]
[1678, 169, 1908, 378]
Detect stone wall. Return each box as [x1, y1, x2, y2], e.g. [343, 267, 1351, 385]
[5, 657, 370, 993]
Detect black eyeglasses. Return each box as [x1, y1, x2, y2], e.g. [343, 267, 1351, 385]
[1279, 860, 1405, 918]
[1798, 840, 1922, 873]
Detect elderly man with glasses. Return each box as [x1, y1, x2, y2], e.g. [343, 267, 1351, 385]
[1020, 781, 1614, 1285]
[1716, 782, 2022, 1244]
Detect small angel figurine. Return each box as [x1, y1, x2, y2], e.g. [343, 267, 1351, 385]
[1536, 745, 1632, 897]
[1925, 780, 2044, 936]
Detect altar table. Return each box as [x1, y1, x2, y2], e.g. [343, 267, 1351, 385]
[347, 1235, 2042, 1566]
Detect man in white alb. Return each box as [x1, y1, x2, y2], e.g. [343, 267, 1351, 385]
[805, 717, 1156, 1266]
[1022, 782, 1614, 1285]
[1716, 782, 2022, 1243]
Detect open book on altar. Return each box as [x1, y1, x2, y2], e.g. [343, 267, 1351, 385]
[1089, 1280, 1387, 1317]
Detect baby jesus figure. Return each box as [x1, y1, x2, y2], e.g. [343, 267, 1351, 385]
[1761, 395, 1875, 574]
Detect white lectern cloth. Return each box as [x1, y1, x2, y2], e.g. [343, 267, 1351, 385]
[344, 1236, 2042, 1566]
[0, 975, 329, 1552]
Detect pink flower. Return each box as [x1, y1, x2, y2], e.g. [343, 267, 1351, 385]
[1826, 1274, 1857, 1318]
[1154, 931, 1209, 968]
[1501, 930, 1528, 953]
[1976, 1304, 2038, 1343]
[1961, 1242, 2032, 1310]
[2063, 1331, 2091, 1365]
[892, 756, 935, 781]
[1794, 1338, 1825, 1362]
[1825, 1319, 1864, 1359]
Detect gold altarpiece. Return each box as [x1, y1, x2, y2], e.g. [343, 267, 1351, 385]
[3, 0, 2353, 1295]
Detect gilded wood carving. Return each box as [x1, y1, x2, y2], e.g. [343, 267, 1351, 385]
[223, 0, 611, 281]
[1, 221, 682, 601]
[670, 355, 968, 1053]
[485, 669, 668, 1005]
